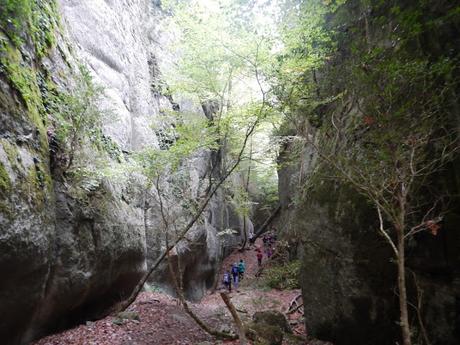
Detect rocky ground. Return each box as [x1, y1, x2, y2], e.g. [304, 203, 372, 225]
[33, 240, 319, 345]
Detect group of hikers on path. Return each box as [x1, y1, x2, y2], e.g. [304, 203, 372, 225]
[256, 232, 277, 266]
[223, 259, 245, 292]
[222, 230, 278, 291]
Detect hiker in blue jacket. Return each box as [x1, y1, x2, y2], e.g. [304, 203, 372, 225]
[223, 270, 232, 292]
[231, 263, 239, 290]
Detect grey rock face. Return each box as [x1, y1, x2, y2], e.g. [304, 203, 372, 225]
[277, 127, 460, 345]
[275, 1, 460, 343]
[33, 179, 148, 333]
[58, 0, 167, 150]
[0, 1, 252, 344]
[0, 76, 55, 345]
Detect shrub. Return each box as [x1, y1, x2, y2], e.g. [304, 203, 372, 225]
[262, 260, 300, 290]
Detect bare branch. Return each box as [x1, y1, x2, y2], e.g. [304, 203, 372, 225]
[377, 206, 399, 257]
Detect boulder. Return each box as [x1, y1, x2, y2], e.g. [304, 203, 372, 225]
[247, 310, 292, 345]
[253, 310, 292, 334]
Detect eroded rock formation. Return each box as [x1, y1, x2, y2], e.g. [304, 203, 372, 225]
[0, 1, 252, 344]
[276, 1, 460, 344]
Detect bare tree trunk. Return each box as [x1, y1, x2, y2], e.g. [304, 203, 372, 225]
[240, 138, 253, 250]
[397, 228, 412, 345]
[167, 246, 236, 340]
[220, 292, 247, 344]
[411, 272, 431, 345]
[250, 204, 281, 243]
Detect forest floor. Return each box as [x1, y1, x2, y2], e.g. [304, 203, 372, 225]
[33, 240, 317, 345]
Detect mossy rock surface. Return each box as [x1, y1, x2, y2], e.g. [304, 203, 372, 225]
[0, 163, 12, 196]
[253, 310, 291, 334]
[247, 322, 284, 345]
[246, 310, 292, 345]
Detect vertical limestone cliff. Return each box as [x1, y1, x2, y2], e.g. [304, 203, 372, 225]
[0, 1, 252, 344]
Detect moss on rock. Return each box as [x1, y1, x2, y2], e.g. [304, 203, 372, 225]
[0, 0, 59, 141]
[0, 139, 19, 167]
[0, 0, 58, 53]
[247, 322, 284, 345]
[0, 36, 46, 131]
[0, 162, 12, 196]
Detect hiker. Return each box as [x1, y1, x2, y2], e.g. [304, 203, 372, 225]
[263, 234, 268, 248]
[267, 246, 273, 258]
[231, 263, 239, 290]
[256, 249, 263, 266]
[238, 259, 245, 280]
[223, 270, 232, 292]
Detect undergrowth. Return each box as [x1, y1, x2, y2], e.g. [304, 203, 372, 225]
[262, 260, 301, 290]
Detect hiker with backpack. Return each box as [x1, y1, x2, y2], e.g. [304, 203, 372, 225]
[223, 270, 232, 292]
[267, 246, 273, 258]
[231, 263, 239, 290]
[256, 248, 263, 266]
[238, 259, 245, 280]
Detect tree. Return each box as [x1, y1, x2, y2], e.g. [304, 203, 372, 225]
[158, 170, 239, 341]
[114, 6, 283, 334]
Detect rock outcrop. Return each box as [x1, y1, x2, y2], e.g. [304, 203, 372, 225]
[275, 1, 460, 344]
[279, 132, 460, 345]
[0, 1, 252, 344]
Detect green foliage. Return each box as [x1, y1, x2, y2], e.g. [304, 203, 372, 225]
[262, 260, 301, 290]
[231, 185, 251, 217]
[0, 0, 58, 145]
[0, 0, 32, 47]
[158, 0, 283, 221]
[139, 111, 220, 180]
[250, 163, 279, 211]
[273, 0, 459, 219]
[31, 0, 58, 58]
[0, 0, 58, 53]
[163, 0, 275, 103]
[48, 65, 107, 170]
[270, 0, 344, 128]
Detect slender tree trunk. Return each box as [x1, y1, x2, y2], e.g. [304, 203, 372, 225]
[220, 292, 247, 344]
[167, 246, 236, 340]
[240, 138, 253, 250]
[397, 228, 412, 345]
[250, 204, 281, 243]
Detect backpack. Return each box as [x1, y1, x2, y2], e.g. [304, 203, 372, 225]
[232, 266, 238, 275]
[223, 273, 230, 283]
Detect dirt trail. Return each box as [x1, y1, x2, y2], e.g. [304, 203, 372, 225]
[34, 240, 306, 345]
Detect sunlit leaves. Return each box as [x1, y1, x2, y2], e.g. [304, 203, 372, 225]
[139, 112, 220, 179]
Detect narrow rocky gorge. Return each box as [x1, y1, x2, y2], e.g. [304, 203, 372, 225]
[0, 1, 459, 345]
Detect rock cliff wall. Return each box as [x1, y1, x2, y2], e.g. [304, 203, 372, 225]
[0, 1, 251, 344]
[279, 130, 460, 345]
[276, 1, 460, 344]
